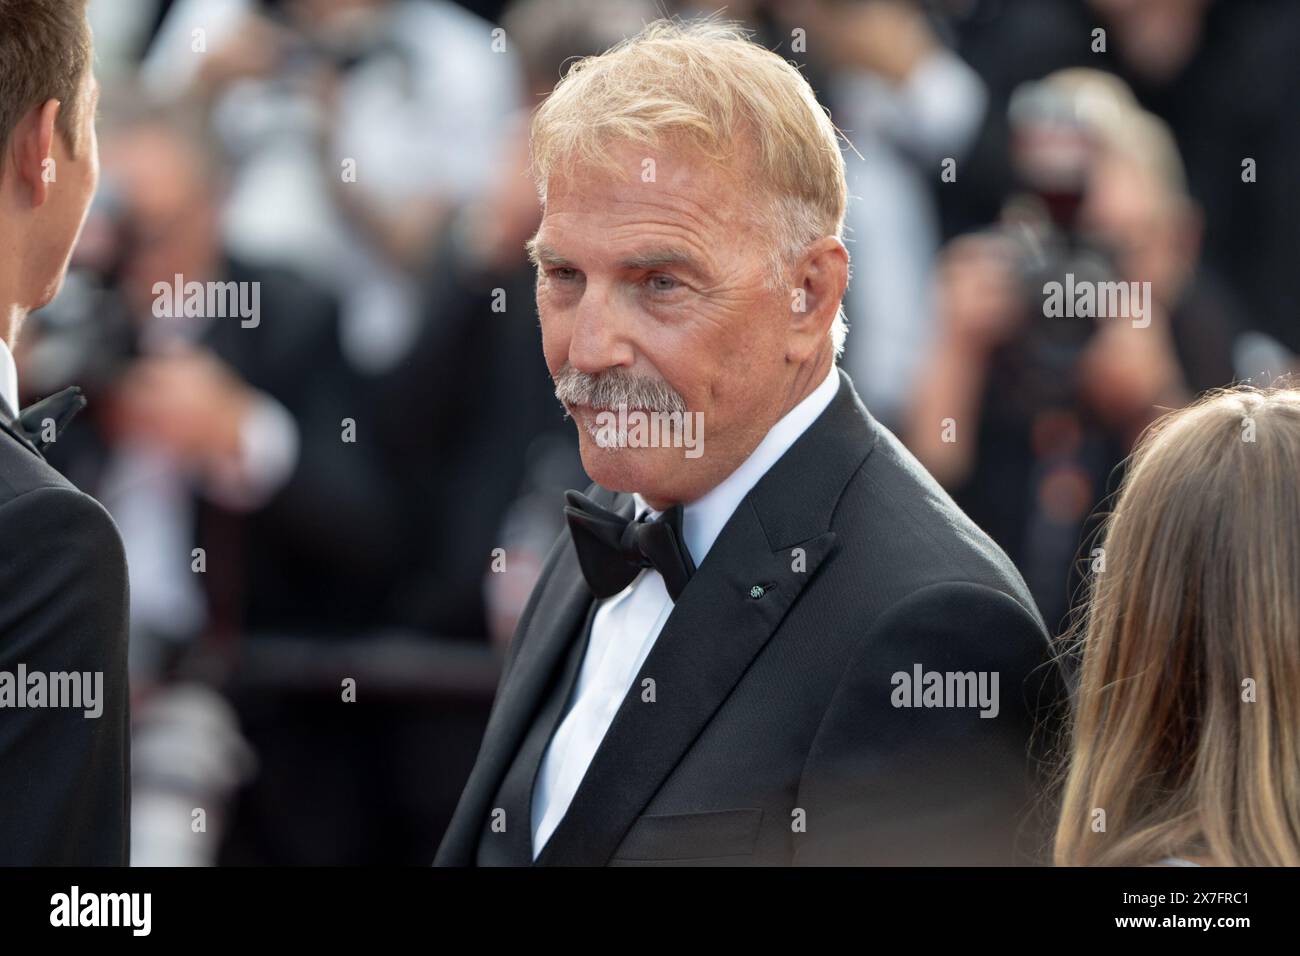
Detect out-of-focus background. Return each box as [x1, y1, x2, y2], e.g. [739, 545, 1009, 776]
[30, 0, 1298, 864]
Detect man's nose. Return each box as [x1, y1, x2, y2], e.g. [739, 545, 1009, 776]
[567, 281, 634, 374]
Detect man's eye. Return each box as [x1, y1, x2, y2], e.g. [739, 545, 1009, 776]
[548, 267, 578, 282]
[646, 273, 680, 293]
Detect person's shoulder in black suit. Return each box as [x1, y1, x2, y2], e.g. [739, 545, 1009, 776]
[849, 415, 1046, 623]
[789, 409, 1061, 865]
[0, 432, 130, 865]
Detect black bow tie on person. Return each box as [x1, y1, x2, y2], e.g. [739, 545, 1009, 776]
[17, 387, 87, 452]
[564, 489, 697, 602]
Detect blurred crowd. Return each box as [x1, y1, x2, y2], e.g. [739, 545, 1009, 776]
[25, 0, 1298, 864]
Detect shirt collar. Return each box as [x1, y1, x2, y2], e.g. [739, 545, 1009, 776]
[634, 363, 841, 566]
[0, 337, 18, 419]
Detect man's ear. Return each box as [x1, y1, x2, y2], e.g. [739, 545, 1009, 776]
[785, 235, 849, 363]
[9, 98, 61, 207]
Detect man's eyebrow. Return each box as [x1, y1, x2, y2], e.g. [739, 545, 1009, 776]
[619, 250, 706, 276]
[525, 238, 567, 267]
[523, 241, 707, 276]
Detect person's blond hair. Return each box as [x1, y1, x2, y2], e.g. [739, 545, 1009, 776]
[1054, 384, 1300, 866]
[529, 17, 850, 355]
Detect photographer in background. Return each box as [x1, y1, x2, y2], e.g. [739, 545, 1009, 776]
[906, 70, 1239, 635]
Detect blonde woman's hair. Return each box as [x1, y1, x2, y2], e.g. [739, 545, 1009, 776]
[528, 16, 851, 355]
[1054, 384, 1300, 866]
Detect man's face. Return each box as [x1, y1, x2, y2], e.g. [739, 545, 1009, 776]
[30, 68, 100, 309]
[532, 142, 796, 507]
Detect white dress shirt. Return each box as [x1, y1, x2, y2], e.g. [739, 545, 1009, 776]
[0, 338, 18, 418]
[530, 364, 842, 858]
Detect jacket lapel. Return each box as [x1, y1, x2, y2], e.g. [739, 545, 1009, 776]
[535, 368, 878, 865]
[0, 393, 42, 460]
[433, 518, 603, 864]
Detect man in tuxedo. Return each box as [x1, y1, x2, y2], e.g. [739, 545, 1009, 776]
[0, 0, 130, 864]
[435, 18, 1060, 866]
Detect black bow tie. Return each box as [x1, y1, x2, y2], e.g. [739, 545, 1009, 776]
[564, 490, 697, 602]
[17, 387, 87, 452]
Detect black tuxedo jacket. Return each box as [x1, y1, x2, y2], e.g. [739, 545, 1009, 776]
[0, 395, 130, 865]
[434, 369, 1062, 866]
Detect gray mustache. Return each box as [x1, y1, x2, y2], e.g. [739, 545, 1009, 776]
[553, 364, 687, 414]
